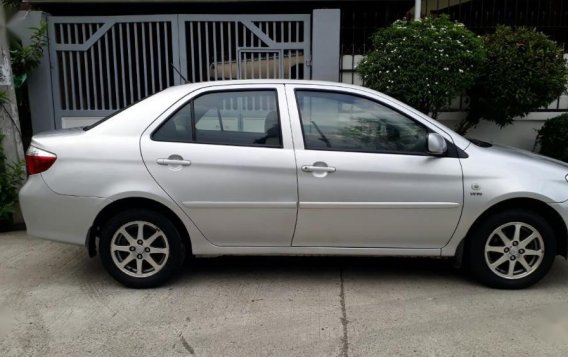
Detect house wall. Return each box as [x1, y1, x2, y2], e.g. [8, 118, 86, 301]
[8, 11, 55, 134]
[438, 114, 557, 151]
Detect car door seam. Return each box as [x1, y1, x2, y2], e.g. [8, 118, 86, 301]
[284, 84, 302, 247]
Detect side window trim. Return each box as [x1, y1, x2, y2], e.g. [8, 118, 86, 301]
[294, 88, 436, 157]
[190, 100, 196, 142]
[152, 88, 283, 149]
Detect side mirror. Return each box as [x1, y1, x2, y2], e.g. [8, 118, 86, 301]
[427, 133, 447, 156]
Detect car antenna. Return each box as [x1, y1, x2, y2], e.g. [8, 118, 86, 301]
[170, 63, 190, 84]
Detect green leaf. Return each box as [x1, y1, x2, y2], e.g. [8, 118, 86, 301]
[13, 74, 27, 88]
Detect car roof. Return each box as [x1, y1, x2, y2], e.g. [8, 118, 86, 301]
[174, 79, 367, 91]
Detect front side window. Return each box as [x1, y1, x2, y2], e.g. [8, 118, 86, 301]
[295, 90, 429, 154]
[153, 90, 281, 148]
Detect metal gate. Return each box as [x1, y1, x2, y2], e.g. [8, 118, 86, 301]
[48, 14, 311, 128]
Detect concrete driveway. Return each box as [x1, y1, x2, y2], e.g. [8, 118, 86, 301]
[1, 231, 568, 356]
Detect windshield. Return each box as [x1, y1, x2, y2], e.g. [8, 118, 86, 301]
[83, 93, 158, 131]
[83, 104, 132, 131]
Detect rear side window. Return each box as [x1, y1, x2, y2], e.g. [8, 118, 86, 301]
[153, 90, 282, 148]
[152, 102, 192, 142]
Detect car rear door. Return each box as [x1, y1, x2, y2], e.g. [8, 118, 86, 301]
[140, 84, 298, 247]
[286, 84, 464, 249]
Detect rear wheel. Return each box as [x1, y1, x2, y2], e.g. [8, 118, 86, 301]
[469, 209, 556, 289]
[99, 209, 186, 288]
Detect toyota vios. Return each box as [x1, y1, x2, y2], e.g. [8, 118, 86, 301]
[19, 80, 568, 288]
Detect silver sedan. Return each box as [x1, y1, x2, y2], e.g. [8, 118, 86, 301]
[19, 80, 568, 289]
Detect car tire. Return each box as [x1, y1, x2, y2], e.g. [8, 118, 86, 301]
[469, 209, 556, 289]
[99, 209, 186, 288]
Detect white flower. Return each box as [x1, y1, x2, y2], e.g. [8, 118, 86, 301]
[459, 69, 464, 73]
[443, 67, 449, 71]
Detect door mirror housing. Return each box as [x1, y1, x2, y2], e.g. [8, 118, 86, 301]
[427, 133, 447, 156]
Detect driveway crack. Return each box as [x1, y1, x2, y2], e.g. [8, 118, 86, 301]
[339, 267, 349, 357]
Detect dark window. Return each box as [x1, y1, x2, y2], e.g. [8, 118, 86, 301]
[152, 101, 193, 142]
[296, 90, 428, 154]
[153, 90, 282, 147]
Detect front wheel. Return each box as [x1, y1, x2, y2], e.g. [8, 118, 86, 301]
[468, 209, 556, 289]
[99, 209, 186, 288]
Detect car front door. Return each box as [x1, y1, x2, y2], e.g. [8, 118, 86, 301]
[140, 85, 298, 247]
[286, 85, 464, 249]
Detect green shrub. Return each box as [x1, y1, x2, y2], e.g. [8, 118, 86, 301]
[0, 134, 24, 221]
[458, 26, 568, 134]
[536, 114, 568, 162]
[10, 21, 47, 88]
[357, 15, 486, 118]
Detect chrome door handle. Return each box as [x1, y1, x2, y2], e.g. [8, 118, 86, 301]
[157, 158, 191, 166]
[301, 165, 336, 173]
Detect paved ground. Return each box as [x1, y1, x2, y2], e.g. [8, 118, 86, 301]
[1, 231, 568, 357]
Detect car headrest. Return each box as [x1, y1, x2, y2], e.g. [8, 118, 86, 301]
[265, 111, 279, 132]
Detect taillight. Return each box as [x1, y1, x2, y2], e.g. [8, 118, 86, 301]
[25, 146, 57, 175]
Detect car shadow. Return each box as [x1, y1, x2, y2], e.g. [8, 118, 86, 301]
[79, 252, 567, 290]
[176, 255, 470, 286]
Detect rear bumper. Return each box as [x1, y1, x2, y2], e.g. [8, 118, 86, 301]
[19, 174, 110, 246]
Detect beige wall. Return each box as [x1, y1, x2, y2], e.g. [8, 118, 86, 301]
[438, 111, 565, 151]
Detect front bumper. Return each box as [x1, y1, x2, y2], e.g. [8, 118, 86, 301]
[19, 174, 110, 246]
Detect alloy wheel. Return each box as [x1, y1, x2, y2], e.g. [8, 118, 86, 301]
[484, 222, 545, 280]
[110, 221, 170, 278]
